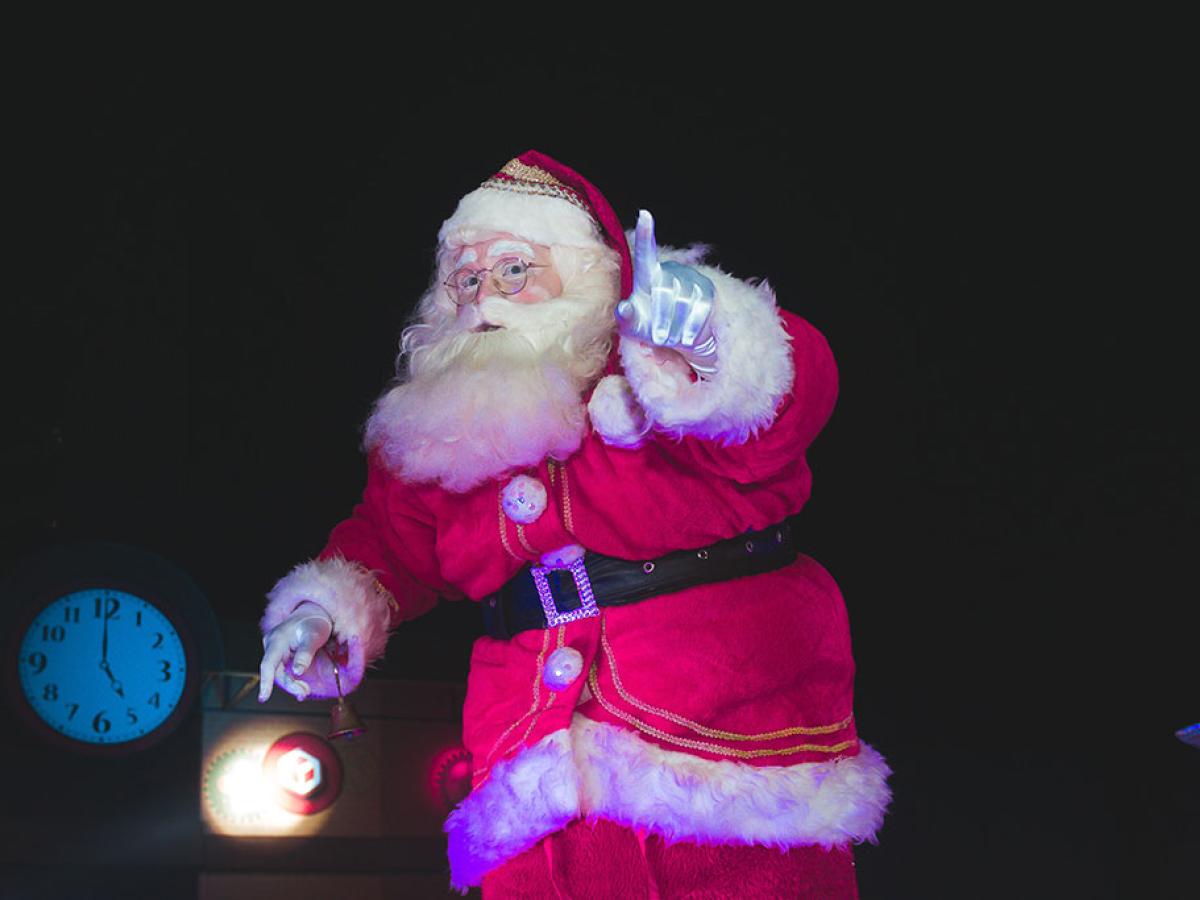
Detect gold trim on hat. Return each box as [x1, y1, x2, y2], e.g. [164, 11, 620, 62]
[498, 158, 567, 187]
[480, 158, 596, 221]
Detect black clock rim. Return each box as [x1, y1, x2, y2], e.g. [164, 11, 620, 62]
[6, 572, 201, 757]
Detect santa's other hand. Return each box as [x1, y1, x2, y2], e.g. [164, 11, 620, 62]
[258, 601, 334, 702]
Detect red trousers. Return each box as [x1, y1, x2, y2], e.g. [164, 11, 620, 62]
[481, 818, 858, 899]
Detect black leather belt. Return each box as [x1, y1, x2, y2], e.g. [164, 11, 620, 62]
[482, 521, 797, 640]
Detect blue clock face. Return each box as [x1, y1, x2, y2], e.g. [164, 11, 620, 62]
[17, 589, 189, 745]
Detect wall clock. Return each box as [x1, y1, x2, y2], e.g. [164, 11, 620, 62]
[5, 542, 221, 754]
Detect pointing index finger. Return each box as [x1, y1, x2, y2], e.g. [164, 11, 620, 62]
[632, 209, 661, 295]
[258, 656, 276, 702]
[258, 638, 286, 702]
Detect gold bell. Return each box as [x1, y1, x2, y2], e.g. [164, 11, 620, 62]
[327, 658, 367, 741]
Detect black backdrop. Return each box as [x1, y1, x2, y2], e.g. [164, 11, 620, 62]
[6, 41, 1195, 898]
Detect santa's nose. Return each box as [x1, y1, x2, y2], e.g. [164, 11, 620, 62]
[474, 269, 504, 302]
[456, 301, 486, 331]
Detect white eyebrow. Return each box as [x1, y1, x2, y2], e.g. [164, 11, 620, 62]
[454, 248, 479, 268]
[486, 240, 535, 259]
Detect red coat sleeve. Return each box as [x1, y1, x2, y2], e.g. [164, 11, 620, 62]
[651, 310, 838, 484]
[319, 451, 461, 627]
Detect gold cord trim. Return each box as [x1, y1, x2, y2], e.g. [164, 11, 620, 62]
[344, 558, 400, 616]
[481, 159, 593, 219]
[476, 626, 568, 781]
[497, 158, 567, 186]
[518, 691, 557, 748]
[599, 618, 854, 740]
[559, 463, 576, 534]
[377, 580, 400, 616]
[515, 624, 564, 752]
[482, 629, 552, 772]
[516, 523, 537, 555]
[498, 487, 522, 561]
[480, 179, 590, 214]
[587, 665, 857, 759]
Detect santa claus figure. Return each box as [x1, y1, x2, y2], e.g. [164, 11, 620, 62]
[259, 151, 890, 897]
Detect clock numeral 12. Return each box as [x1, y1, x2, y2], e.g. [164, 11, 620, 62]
[94, 596, 120, 620]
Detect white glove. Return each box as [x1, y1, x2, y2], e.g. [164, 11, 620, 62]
[258, 601, 334, 702]
[616, 209, 719, 376]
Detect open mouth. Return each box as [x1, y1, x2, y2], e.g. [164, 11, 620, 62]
[472, 323, 502, 333]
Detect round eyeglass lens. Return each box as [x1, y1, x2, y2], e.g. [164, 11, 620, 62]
[493, 257, 529, 292]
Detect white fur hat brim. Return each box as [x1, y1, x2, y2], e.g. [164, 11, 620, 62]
[437, 185, 605, 250]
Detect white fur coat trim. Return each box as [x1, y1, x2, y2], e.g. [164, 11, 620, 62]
[439, 186, 603, 251]
[445, 729, 579, 893]
[261, 557, 393, 697]
[444, 714, 890, 890]
[619, 262, 794, 444]
[571, 715, 891, 847]
[587, 374, 652, 448]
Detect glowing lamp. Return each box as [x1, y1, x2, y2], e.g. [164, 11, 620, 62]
[204, 747, 273, 827]
[262, 732, 343, 815]
[276, 747, 322, 797]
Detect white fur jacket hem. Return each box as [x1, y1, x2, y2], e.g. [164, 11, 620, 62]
[444, 714, 891, 891]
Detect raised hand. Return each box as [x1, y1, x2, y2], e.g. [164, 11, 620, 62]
[258, 601, 334, 702]
[615, 209, 718, 374]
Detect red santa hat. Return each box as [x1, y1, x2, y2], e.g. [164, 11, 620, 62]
[437, 150, 634, 298]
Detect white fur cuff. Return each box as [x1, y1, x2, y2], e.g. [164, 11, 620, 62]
[619, 266, 793, 443]
[261, 557, 393, 696]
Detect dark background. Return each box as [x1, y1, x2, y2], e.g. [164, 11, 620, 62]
[5, 39, 1195, 898]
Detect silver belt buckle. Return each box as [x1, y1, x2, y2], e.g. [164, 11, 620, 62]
[530, 557, 600, 628]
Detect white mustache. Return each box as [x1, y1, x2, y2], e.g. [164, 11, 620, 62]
[477, 295, 585, 342]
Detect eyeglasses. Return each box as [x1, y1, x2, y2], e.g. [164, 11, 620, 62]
[443, 256, 547, 306]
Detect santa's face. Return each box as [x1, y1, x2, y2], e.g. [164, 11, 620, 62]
[366, 235, 621, 492]
[446, 233, 564, 332]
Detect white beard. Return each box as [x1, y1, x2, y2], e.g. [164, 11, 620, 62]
[364, 252, 619, 493]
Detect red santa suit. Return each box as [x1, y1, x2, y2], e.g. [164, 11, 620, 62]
[261, 152, 890, 896]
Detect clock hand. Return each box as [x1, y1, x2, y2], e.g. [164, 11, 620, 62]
[99, 659, 125, 698]
[101, 604, 109, 663]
